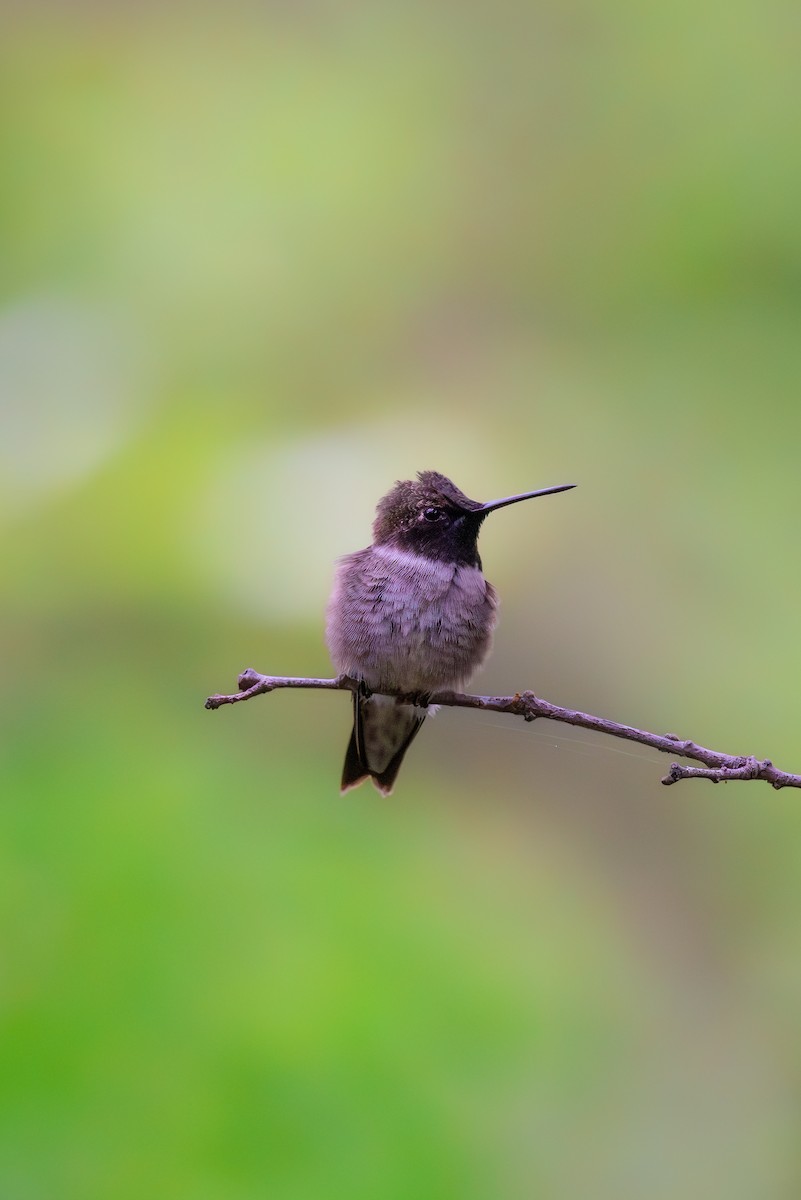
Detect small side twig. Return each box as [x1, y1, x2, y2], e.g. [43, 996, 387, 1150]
[204, 669, 801, 791]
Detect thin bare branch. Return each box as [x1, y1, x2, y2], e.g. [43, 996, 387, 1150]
[204, 668, 801, 790]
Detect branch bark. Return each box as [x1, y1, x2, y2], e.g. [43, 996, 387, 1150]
[204, 668, 801, 790]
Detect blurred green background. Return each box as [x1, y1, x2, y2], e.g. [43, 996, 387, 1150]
[2, 2, 801, 1197]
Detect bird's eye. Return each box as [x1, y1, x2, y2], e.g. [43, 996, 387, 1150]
[423, 506, 443, 523]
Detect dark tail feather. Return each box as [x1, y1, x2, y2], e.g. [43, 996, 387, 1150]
[339, 691, 425, 796]
[341, 690, 370, 793]
[371, 719, 424, 796]
[341, 724, 370, 793]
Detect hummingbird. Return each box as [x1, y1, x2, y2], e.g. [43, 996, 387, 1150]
[325, 470, 575, 796]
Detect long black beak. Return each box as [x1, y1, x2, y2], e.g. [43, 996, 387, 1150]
[480, 483, 576, 516]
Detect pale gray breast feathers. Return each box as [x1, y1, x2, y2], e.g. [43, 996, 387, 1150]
[326, 544, 499, 692]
